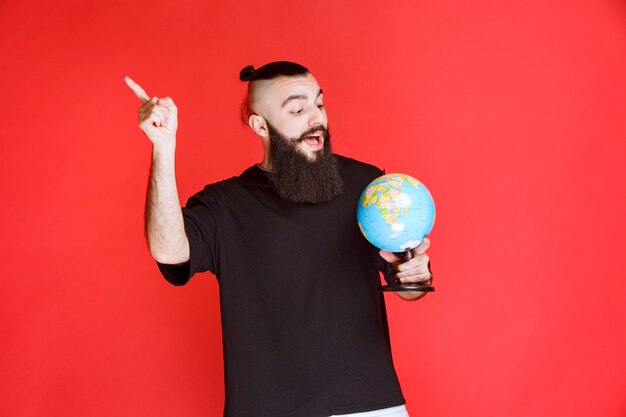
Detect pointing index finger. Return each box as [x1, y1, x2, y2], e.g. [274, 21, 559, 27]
[124, 76, 150, 103]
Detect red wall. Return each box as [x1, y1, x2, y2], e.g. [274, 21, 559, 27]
[1, 0, 625, 416]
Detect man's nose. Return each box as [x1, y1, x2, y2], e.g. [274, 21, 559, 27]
[308, 105, 324, 126]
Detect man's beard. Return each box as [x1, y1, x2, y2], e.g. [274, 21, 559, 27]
[265, 122, 344, 204]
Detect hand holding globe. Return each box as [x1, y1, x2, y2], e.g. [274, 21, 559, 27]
[379, 237, 433, 292]
[357, 173, 436, 292]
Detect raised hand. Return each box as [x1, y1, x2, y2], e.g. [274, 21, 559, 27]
[124, 76, 178, 147]
[125, 77, 188, 264]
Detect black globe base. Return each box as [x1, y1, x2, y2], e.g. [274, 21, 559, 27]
[379, 283, 435, 292]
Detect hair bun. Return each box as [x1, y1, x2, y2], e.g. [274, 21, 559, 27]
[239, 65, 255, 81]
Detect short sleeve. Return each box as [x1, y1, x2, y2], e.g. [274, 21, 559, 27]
[156, 190, 220, 286]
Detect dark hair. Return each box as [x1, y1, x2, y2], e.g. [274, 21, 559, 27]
[239, 61, 310, 125]
[239, 61, 309, 82]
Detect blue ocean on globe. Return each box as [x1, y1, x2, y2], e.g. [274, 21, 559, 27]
[357, 173, 436, 253]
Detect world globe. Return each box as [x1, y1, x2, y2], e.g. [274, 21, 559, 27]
[357, 173, 436, 253]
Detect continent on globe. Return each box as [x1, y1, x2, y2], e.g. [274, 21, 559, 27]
[357, 173, 435, 253]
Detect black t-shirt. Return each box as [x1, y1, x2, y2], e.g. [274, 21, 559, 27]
[157, 155, 405, 417]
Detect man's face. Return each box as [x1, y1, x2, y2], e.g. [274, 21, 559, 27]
[257, 73, 328, 161]
[248, 74, 343, 204]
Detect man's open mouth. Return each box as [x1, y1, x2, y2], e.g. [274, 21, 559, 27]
[303, 131, 324, 148]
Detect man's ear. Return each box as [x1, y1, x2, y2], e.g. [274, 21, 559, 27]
[248, 114, 269, 138]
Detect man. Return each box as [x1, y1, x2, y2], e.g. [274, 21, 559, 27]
[125, 61, 433, 417]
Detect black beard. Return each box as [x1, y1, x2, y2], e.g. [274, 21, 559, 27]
[265, 122, 344, 204]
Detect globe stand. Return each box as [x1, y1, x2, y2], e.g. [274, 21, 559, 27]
[379, 248, 435, 292]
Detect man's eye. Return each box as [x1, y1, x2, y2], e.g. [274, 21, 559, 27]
[317, 104, 325, 109]
[290, 109, 304, 115]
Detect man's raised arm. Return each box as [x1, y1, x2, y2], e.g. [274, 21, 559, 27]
[125, 76, 189, 264]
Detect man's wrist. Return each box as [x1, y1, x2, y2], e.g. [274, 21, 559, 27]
[152, 142, 176, 161]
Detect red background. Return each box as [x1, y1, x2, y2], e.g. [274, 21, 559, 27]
[1, 0, 625, 416]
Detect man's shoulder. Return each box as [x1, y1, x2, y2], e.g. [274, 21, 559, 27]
[335, 154, 384, 178]
[185, 165, 261, 203]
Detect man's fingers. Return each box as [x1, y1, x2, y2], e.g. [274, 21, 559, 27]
[398, 272, 432, 284]
[396, 254, 429, 272]
[396, 264, 430, 279]
[412, 237, 431, 256]
[379, 250, 401, 264]
[151, 105, 167, 121]
[125, 76, 150, 103]
[158, 97, 178, 113]
[141, 106, 167, 128]
[150, 113, 162, 126]
[143, 112, 162, 129]
[139, 100, 167, 119]
[139, 97, 158, 115]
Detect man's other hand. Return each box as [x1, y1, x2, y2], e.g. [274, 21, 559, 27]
[379, 237, 432, 287]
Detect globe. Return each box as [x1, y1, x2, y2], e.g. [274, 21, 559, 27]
[357, 173, 436, 253]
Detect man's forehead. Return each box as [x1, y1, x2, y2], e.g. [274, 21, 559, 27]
[263, 74, 322, 101]
[251, 74, 322, 117]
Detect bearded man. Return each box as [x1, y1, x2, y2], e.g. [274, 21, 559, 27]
[126, 61, 433, 417]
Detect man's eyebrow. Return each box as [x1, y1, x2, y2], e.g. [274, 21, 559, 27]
[281, 89, 324, 108]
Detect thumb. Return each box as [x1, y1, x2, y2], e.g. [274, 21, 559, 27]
[379, 250, 401, 265]
[413, 237, 431, 256]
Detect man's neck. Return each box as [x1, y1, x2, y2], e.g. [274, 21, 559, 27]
[256, 162, 275, 173]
